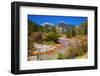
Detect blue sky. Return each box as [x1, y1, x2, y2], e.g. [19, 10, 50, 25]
[28, 15, 87, 26]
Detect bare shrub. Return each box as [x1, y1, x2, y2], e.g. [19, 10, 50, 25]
[65, 39, 87, 59]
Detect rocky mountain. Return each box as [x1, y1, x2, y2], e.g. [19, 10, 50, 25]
[42, 22, 75, 29]
[57, 22, 75, 31]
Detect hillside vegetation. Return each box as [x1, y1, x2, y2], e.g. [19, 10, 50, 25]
[28, 19, 88, 60]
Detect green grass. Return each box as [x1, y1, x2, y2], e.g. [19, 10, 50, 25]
[57, 53, 65, 59]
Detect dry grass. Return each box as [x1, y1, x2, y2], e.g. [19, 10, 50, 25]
[64, 35, 88, 59]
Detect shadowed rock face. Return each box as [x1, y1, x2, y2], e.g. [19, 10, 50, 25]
[30, 32, 43, 42]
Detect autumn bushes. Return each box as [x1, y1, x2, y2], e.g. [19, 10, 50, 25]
[65, 35, 87, 59]
[56, 35, 88, 59]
